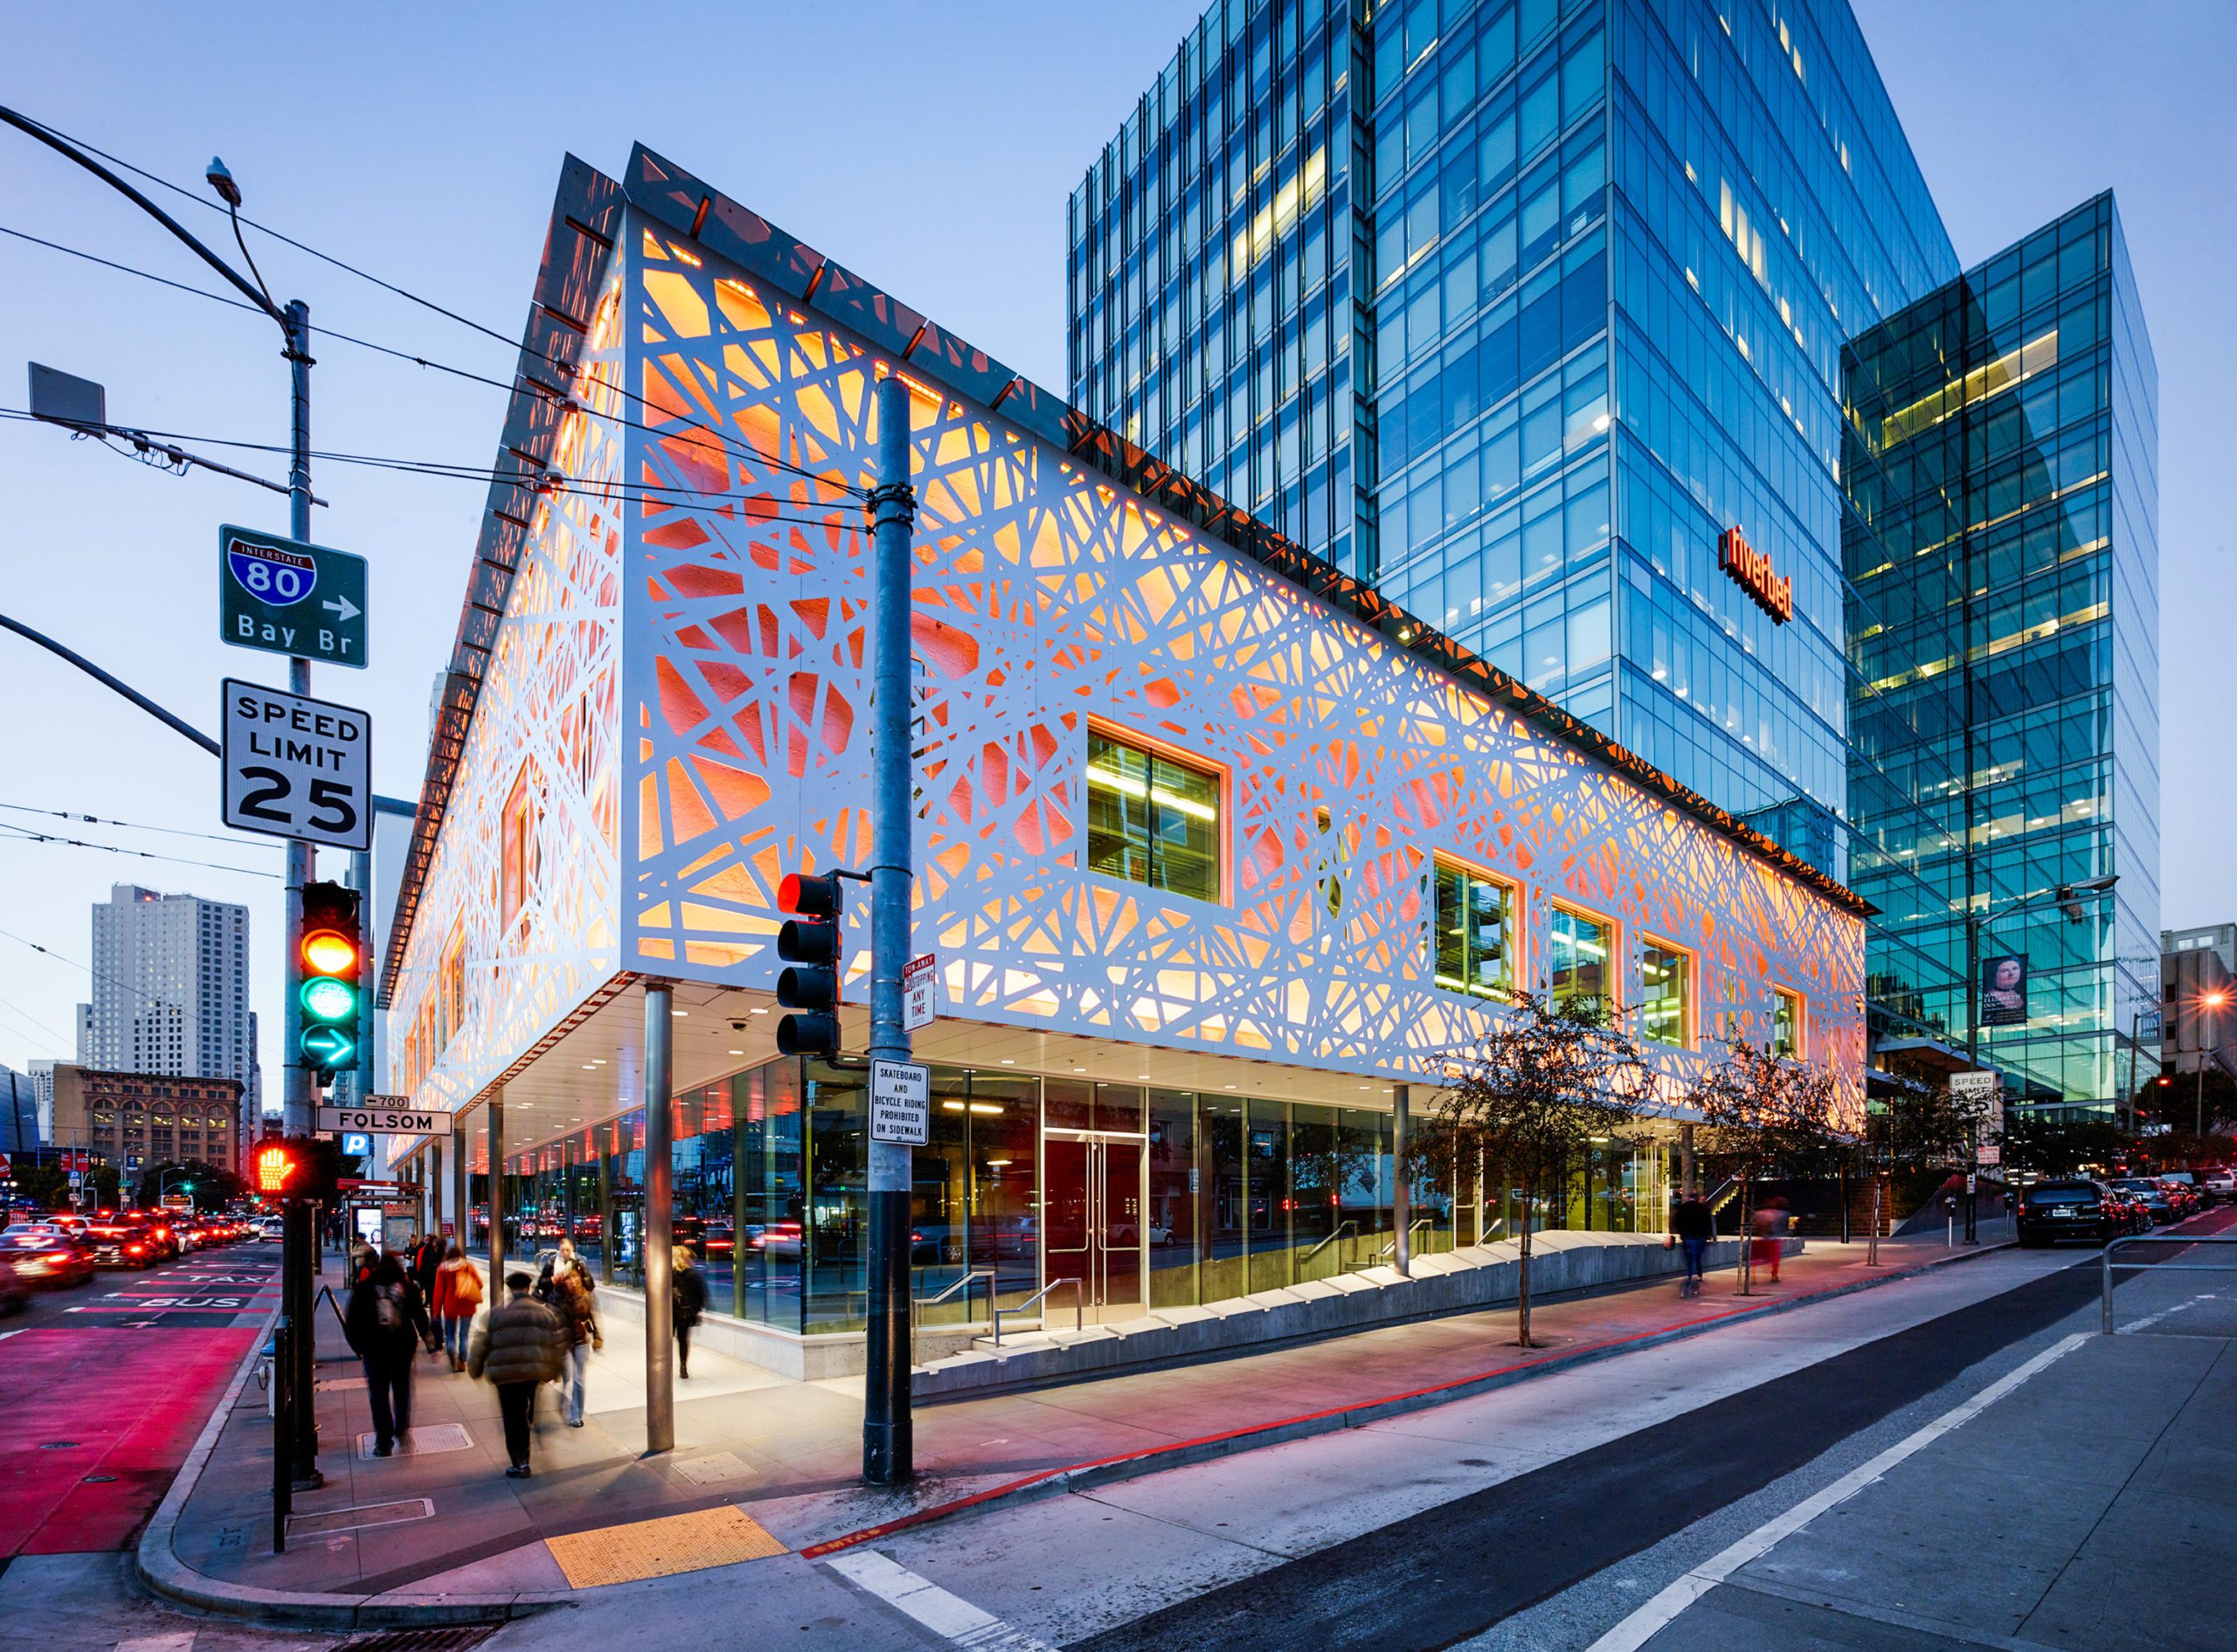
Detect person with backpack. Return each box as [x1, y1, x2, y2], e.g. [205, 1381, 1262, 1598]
[551, 1254, 601, 1426]
[430, 1241, 484, 1372]
[670, 1244, 709, 1379]
[1672, 1192, 1714, 1295]
[468, 1268, 564, 1477]
[344, 1252, 433, 1456]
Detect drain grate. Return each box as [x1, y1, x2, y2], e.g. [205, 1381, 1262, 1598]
[286, 1496, 435, 1538]
[332, 1628, 499, 1652]
[355, 1421, 473, 1460]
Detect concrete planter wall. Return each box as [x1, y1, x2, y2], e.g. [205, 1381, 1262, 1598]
[598, 1228, 1799, 1393]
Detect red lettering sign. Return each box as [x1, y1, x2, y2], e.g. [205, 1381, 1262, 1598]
[1718, 527, 1793, 625]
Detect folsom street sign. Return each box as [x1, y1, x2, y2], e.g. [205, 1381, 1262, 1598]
[220, 678, 372, 851]
[218, 523, 369, 668]
[1718, 526, 1794, 625]
[318, 1102, 454, 1137]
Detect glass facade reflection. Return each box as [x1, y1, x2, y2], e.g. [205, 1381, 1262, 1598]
[498, 1055, 1667, 1337]
[1842, 194, 2158, 1111]
[1067, 0, 1957, 870]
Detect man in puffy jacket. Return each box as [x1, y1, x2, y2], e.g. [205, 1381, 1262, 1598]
[344, 1253, 433, 1456]
[467, 1269, 564, 1477]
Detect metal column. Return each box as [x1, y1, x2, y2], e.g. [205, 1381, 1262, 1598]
[487, 1089, 505, 1286]
[643, 982, 676, 1455]
[1392, 1082, 1411, 1277]
[453, 1119, 469, 1251]
[862, 372, 918, 1485]
[427, 1138, 444, 1243]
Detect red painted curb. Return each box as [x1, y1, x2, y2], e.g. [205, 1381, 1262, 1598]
[799, 1245, 1990, 1559]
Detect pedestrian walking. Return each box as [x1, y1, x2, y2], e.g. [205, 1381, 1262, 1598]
[551, 1254, 601, 1426]
[1750, 1195, 1790, 1283]
[1672, 1191, 1713, 1294]
[344, 1252, 433, 1457]
[430, 1241, 484, 1372]
[671, 1244, 707, 1379]
[467, 1268, 564, 1478]
[412, 1233, 443, 1309]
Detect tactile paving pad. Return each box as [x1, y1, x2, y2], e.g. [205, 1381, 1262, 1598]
[545, 1504, 787, 1587]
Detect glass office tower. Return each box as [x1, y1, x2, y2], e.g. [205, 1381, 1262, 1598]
[1843, 195, 2159, 1111]
[1066, 0, 1956, 870]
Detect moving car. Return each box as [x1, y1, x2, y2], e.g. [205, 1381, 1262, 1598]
[2015, 1180, 2124, 1247]
[83, 1221, 158, 1268]
[0, 1255, 26, 1317]
[0, 1229, 95, 1289]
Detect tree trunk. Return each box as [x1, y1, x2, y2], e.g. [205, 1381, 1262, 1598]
[1736, 1174, 1754, 1297]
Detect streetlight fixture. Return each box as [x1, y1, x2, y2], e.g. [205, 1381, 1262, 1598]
[2199, 987, 2228, 1139]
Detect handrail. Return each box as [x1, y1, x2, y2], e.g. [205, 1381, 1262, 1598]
[2100, 1231, 2237, 1334]
[1376, 1218, 1436, 1262]
[1299, 1220, 1358, 1275]
[910, 1268, 994, 1368]
[1704, 1177, 1742, 1215]
[993, 1276, 1082, 1345]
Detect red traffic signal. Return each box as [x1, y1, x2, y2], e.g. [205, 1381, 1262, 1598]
[775, 871, 845, 1058]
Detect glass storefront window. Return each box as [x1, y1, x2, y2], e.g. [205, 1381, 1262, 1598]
[1641, 939, 1690, 1047]
[1432, 860, 1517, 999]
[1084, 729, 1222, 901]
[1773, 987, 1804, 1057]
[1548, 903, 1610, 1006]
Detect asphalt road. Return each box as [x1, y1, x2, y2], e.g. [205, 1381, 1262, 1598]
[0, 1236, 279, 1558]
[1063, 1227, 2223, 1652]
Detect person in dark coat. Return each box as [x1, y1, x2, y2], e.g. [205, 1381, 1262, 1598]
[468, 1269, 564, 1477]
[671, 1245, 708, 1379]
[1672, 1192, 1714, 1293]
[412, 1234, 444, 1318]
[344, 1252, 433, 1456]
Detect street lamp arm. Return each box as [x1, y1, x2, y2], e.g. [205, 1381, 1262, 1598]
[1, 612, 220, 756]
[0, 105, 285, 328]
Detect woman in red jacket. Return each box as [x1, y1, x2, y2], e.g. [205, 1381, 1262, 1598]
[429, 1242, 484, 1372]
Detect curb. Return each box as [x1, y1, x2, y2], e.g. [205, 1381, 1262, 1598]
[132, 1293, 571, 1631]
[800, 1239, 2016, 1559]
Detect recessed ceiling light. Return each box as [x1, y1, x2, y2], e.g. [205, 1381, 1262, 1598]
[1072, 1067, 1086, 1073]
[727, 1047, 745, 1056]
[749, 1006, 768, 1016]
[581, 1063, 596, 1070]
[1137, 1074, 1150, 1081]
[1000, 1058, 1015, 1066]
[671, 1009, 688, 1018]
[592, 1059, 606, 1066]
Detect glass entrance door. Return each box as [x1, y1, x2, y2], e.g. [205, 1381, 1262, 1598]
[1043, 1130, 1145, 1321]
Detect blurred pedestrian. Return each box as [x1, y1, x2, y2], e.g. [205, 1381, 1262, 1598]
[431, 1241, 484, 1372]
[468, 1268, 564, 1478]
[412, 1233, 443, 1310]
[672, 1244, 707, 1379]
[344, 1252, 432, 1457]
[552, 1253, 601, 1426]
[1751, 1194, 1790, 1283]
[1673, 1191, 1713, 1294]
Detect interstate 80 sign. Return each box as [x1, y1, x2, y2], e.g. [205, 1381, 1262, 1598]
[219, 523, 369, 668]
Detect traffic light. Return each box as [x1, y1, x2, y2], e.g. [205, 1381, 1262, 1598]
[254, 1143, 296, 1196]
[297, 881, 363, 1084]
[775, 870, 843, 1058]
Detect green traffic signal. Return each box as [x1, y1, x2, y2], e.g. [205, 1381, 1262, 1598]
[300, 1024, 357, 1067]
[299, 976, 357, 1023]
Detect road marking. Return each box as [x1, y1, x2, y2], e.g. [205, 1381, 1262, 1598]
[2116, 1291, 2218, 1334]
[1584, 1331, 2088, 1652]
[826, 1547, 1055, 1651]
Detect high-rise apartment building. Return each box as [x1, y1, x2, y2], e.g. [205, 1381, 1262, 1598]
[1067, 0, 1957, 870]
[1843, 196, 2158, 1110]
[74, 883, 261, 1155]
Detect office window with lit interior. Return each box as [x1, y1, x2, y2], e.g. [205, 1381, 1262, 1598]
[1773, 987, 1804, 1058]
[1084, 730, 1221, 901]
[1431, 861, 1517, 999]
[1548, 906, 1611, 1006]
[1641, 940, 1690, 1047]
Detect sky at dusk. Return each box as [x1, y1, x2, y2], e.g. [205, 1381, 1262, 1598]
[0, 2, 2227, 1083]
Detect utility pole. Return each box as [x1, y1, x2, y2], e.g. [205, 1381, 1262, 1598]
[862, 373, 918, 1485]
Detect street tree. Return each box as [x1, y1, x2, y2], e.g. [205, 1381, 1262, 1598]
[1689, 1039, 1840, 1294]
[1435, 992, 1648, 1347]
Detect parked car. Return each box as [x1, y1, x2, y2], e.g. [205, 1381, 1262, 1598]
[2098, 1187, 2151, 1235]
[2108, 1178, 2176, 1225]
[0, 1230, 95, 1289]
[2206, 1168, 2236, 1201]
[2015, 1179, 2123, 1247]
[2157, 1178, 2202, 1220]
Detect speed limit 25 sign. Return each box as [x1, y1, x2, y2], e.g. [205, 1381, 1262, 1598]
[220, 678, 372, 850]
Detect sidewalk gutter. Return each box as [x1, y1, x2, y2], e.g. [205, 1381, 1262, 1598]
[135, 1241, 2018, 1625]
[131, 1295, 571, 1631]
[800, 1240, 2018, 1560]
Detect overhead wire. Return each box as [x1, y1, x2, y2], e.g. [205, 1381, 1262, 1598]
[0, 801, 261, 848]
[2, 110, 868, 497]
[0, 924, 189, 1021]
[0, 820, 280, 881]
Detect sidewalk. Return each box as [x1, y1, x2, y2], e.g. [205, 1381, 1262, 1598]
[141, 1227, 2010, 1625]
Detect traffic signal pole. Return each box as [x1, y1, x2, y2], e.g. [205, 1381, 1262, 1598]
[862, 372, 918, 1486]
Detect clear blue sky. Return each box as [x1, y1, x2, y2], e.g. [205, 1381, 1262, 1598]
[0, 1, 2227, 1084]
